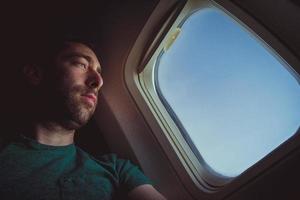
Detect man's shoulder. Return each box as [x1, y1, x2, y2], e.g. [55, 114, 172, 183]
[74, 147, 148, 180]
[75, 147, 122, 168]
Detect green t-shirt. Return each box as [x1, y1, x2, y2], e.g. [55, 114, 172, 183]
[0, 135, 151, 200]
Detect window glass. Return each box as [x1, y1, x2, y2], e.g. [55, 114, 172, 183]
[156, 8, 300, 177]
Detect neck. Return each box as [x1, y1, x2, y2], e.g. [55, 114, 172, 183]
[25, 121, 75, 146]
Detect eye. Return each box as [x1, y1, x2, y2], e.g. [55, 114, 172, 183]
[76, 62, 87, 69]
[96, 68, 102, 74]
[69, 56, 89, 69]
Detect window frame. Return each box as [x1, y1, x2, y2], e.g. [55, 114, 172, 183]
[124, 0, 300, 198]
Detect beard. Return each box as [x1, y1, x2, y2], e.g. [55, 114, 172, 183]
[35, 82, 98, 130]
[59, 85, 97, 129]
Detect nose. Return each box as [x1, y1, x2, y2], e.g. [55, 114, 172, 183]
[86, 69, 103, 91]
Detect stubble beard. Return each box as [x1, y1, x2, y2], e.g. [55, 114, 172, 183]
[60, 85, 97, 130]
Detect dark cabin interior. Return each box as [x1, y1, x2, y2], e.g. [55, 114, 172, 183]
[0, 0, 158, 157]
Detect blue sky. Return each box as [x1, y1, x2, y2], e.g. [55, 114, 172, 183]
[156, 8, 300, 177]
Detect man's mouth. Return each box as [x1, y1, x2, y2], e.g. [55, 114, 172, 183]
[81, 93, 97, 105]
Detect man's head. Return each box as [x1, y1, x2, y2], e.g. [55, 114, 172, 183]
[23, 41, 103, 130]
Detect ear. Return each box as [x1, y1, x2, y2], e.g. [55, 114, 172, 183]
[23, 65, 43, 86]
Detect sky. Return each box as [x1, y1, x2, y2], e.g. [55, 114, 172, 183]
[156, 8, 300, 177]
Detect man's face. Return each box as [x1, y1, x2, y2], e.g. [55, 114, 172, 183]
[45, 42, 103, 129]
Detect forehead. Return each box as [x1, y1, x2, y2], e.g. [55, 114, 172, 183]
[57, 42, 101, 66]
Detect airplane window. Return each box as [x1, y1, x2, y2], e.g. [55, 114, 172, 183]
[155, 8, 300, 177]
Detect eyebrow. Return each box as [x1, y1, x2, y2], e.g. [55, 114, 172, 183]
[63, 53, 102, 73]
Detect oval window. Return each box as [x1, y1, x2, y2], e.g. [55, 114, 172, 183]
[155, 8, 300, 177]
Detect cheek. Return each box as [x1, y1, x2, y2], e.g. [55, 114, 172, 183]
[61, 70, 85, 89]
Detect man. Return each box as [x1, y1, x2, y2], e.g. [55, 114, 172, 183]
[0, 39, 166, 200]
